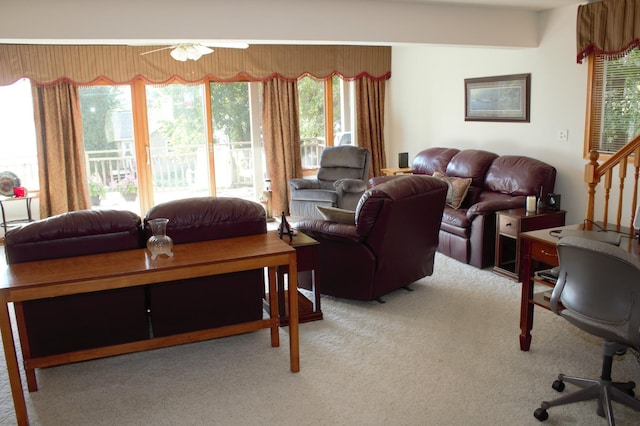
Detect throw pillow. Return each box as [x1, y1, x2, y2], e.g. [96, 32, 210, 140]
[316, 205, 356, 224]
[432, 172, 472, 209]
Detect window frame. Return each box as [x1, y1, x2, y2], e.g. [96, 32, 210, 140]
[584, 50, 640, 161]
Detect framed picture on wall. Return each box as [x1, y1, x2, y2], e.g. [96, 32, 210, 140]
[464, 73, 531, 122]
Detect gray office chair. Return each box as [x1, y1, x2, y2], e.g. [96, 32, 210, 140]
[534, 236, 640, 424]
[289, 145, 371, 219]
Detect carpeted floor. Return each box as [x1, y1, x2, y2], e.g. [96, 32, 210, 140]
[0, 252, 639, 425]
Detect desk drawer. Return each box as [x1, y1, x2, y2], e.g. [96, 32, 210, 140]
[499, 216, 520, 237]
[530, 241, 559, 266]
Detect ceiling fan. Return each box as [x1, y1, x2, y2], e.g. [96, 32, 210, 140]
[139, 42, 249, 61]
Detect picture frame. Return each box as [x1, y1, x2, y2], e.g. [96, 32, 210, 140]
[464, 73, 531, 122]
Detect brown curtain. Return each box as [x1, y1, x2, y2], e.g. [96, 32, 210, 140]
[356, 76, 386, 178]
[577, 0, 640, 63]
[33, 81, 89, 217]
[262, 78, 302, 216]
[0, 44, 391, 86]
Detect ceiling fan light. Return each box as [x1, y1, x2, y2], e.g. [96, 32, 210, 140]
[194, 44, 214, 55]
[170, 46, 189, 61]
[185, 45, 203, 61]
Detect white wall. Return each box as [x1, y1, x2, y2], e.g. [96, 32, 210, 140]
[387, 4, 589, 225]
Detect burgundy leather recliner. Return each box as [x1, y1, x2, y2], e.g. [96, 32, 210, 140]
[296, 175, 448, 301]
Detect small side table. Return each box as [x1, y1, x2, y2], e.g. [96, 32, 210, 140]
[0, 195, 35, 235]
[266, 230, 323, 326]
[380, 167, 412, 176]
[494, 208, 566, 281]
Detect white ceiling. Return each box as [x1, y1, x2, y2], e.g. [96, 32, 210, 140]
[356, 0, 590, 11]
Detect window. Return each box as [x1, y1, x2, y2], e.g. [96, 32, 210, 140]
[586, 47, 640, 156]
[297, 76, 355, 170]
[79, 81, 266, 214]
[0, 78, 39, 191]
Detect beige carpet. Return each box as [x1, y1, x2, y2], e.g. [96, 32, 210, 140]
[0, 253, 639, 425]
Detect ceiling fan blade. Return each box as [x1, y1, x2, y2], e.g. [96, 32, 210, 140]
[202, 42, 249, 49]
[140, 46, 174, 56]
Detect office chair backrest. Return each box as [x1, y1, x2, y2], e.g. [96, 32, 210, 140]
[553, 236, 640, 348]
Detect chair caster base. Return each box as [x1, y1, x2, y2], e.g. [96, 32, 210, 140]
[533, 408, 548, 421]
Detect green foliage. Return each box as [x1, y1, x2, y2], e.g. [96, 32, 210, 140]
[210, 83, 251, 143]
[79, 86, 124, 153]
[602, 48, 640, 151]
[297, 77, 325, 139]
[88, 174, 107, 197]
[148, 84, 207, 152]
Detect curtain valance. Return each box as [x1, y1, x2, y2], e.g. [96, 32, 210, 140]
[577, 0, 640, 63]
[0, 43, 391, 86]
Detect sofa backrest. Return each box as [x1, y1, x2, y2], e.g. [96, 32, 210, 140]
[4, 209, 143, 264]
[317, 145, 371, 185]
[445, 149, 499, 187]
[412, 147, 460, 175]
[144, 196, 266, 244]
[483, 155, 557, 198]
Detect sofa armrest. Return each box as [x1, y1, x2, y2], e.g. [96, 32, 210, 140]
[466, 196, 526, 220]
[334, 178, 367, 193]
[296, 218, 362, 243]
[289, 178, 321, 190]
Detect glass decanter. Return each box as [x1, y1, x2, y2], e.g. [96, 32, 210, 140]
[146, 218, 174, 260]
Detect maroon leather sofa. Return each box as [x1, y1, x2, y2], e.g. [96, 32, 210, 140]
[410, 147, 557, 268]
[3, 197, 267, 359]
[4, 210, 148, 358]
[296, 175, 448, 301]
[143, 196, 267, 336]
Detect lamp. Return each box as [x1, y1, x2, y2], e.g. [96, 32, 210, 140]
[170, 43, 213, 62]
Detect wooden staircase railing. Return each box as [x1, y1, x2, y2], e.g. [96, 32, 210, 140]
[584, 134, 640, 232]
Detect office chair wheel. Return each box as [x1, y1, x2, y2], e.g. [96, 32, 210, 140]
[533, 408, 549, 421]
[552, 380, 565, 392]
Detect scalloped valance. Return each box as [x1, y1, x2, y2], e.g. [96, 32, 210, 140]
[0, 43, 391, 86]
[577, 0, 640, 63]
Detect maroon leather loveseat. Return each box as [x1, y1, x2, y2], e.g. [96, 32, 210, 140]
[409, 147, 557, 268]
[3, 197, 267, 369]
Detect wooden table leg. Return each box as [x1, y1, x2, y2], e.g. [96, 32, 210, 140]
[287, 252, 299, 373]
[519, 239, 534, 351]
[0, 297, 29, 425]
[267, 266, 279, 348]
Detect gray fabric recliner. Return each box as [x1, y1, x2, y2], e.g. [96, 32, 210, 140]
[289, 145, 371, 219]
[533, 236, 640, 424]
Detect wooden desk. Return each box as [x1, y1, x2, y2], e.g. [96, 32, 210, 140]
[519, 224, 638, 351]
[0, 233, 299, 426]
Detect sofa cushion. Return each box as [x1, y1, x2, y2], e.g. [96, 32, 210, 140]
[316, 205, 356, 224]
[433, 172, 472, 209]
[440, 207, 472, 237]
[144, 196, 266, 243]
[484, 155, 557, 197]
[446, 149, 498, 187]
[412, 147, 460, 175]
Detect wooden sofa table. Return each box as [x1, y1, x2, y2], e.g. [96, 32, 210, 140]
[0, 232, 299, 426]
